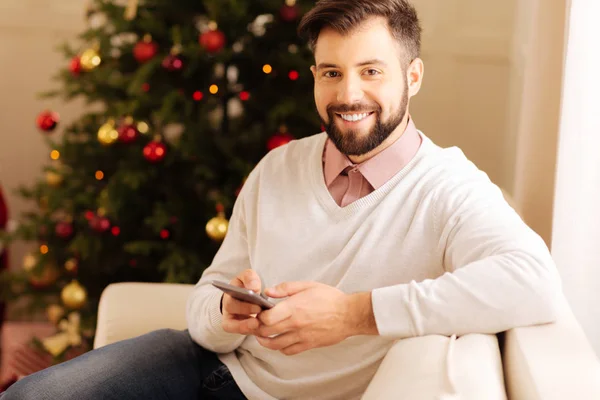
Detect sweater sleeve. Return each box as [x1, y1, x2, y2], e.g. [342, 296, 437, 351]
[371, 168, 562, 338]
[186, 172, 256, 353]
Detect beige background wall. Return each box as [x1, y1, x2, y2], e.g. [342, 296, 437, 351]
[411, 0, 518, 196]
[1, 1, 561, 269]
[0, 1, 86, 269]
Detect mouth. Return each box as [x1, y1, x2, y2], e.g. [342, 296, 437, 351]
[334, 111, 375, 126]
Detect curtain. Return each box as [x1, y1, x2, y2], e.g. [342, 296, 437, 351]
[552, 0, 600, 356]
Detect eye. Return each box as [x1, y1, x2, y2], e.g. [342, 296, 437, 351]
[323, 71, 340, 78]
[364, 69, 380, 76]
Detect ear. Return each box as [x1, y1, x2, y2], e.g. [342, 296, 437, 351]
[406, 58, 424, 98]
[310, 65, 317, 80]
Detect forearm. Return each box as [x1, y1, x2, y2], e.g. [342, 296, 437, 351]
[371, 250, 561, 338]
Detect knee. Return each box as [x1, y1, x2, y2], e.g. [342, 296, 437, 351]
[2, 369, 64, 400]
[142, 329, 191, 347]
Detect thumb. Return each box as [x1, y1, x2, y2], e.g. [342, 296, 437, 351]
[264, 281, 316, 298]
[237, 269, 261, 293]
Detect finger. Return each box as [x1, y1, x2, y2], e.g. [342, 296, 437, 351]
[233, 269, 261, 293]
[256, 331, 301, 351]
[224, 297, 262, 315]
[280, 342, 312, 356]
[257, 302, 292, 326]
[264, 281, 316, 298]
[222, 315, 259, 335]
[256, 316, 294, 337]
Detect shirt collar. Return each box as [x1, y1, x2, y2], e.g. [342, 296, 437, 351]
[323, 118, 422, 189]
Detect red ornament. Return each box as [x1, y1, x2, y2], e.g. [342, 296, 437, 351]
[118, 123, 139, 144]
[141, 83, 151, 92]
[89, 215, 111, 233]
[267, 132, 294, 150]
[36, 111, 59, 132]
[143, 141, 167, 163]
[280, 4, 300, 22]
[162, 54, 184, 71]
[69, 57, 82, 76]
[55, 221, 74, 239]
[160, 229, 170, 239]
[84, 210, 95, 220]
[111, 226, 121, 236]
[134, 36, 159, 63]
[199, 29, 226, 53]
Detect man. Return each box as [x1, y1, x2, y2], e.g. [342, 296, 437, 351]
[2, 0, 561, 399]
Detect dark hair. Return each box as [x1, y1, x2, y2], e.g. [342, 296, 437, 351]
[298, 0, 422, 66]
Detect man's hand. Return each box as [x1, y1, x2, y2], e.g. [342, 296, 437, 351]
[221, 269, 263, 335]
[255, 282, 378, 356]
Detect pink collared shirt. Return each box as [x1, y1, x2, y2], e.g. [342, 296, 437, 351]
[323, 118, 422, 207]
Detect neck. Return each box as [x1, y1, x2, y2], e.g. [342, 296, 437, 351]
[347, 114, 410, 164]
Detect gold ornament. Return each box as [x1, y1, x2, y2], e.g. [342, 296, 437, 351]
[28, 262, 60, 289]
[61, 280, 88, 309]
[46, 304, 66, 324]
[46, 171, 63, 187]
[206, 211, 229, 241]
[42, 312, 82, 357]
[98, 119, 118, 145]
[65, 258, 78, 273]
[23, 253, 38, 271]
[80, 48, 101, 71]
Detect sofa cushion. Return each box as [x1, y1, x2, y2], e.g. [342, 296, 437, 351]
[362, 334, 506, 400]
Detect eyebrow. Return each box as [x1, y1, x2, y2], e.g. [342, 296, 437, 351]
[316, 59, 388, 70]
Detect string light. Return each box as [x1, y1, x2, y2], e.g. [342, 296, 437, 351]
[40, 245, 49, 254]
[95, 170, 104, 180]
[288, 70, 299, 80]
[111, 226, 121, 236]
[239, 91, 250, 101]
[160, 229, 170, 239]
[193, 91, 204, 101]
[209, 85, 219, 94]
[50, 150, 60, 160]
[137, 121, 149, 134]
[263, 64, 273, 74]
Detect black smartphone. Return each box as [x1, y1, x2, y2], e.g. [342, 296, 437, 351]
[212, 280, 275, 309]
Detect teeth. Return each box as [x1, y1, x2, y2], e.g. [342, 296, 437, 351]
[340, 113, 370, 122]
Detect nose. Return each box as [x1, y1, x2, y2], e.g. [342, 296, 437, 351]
[336, 75, 364, 105]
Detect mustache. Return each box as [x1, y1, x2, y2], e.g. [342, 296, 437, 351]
[327, 103, 381, 114]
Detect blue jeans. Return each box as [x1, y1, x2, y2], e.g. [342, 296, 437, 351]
[1, 329, 246, 399]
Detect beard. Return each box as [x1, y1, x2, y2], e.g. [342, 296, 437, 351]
[319, 85, 409, 156]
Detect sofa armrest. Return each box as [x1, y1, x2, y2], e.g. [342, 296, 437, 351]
[94, 282, 194, 349]
[503, 295, 600, 399]
[362, 334, 506, 400]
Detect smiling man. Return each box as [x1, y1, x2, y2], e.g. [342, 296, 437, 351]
[2, 1, 561, 400]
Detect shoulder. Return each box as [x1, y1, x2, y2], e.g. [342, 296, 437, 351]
[418, 140, 506, 212]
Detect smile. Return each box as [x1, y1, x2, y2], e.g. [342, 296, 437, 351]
[336, 112, 375, 122]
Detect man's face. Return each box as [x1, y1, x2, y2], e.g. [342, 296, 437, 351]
[311, 17, 410, 157]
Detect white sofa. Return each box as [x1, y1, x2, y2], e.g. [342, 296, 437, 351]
[94, 282, 600, 399]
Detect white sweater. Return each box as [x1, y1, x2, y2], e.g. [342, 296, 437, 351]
[186, 131, 561, 400]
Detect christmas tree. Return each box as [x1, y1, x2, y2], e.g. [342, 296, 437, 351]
[0, 0, 319, 357]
